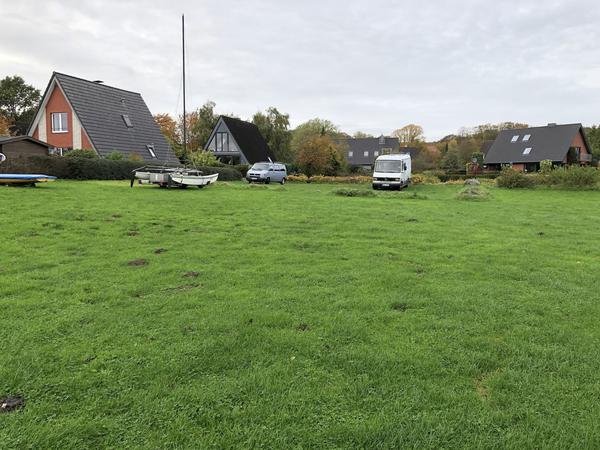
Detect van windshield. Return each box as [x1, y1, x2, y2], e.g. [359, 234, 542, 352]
[375, 160, 404, 173]
[252, 163, 270, 170]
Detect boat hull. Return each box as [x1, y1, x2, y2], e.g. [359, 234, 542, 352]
[170, 173, 219, 186]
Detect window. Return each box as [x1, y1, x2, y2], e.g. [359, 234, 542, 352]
[511, 135, 519, 143]
[374, 151, 379, 157]
[146, 144, 157, 158]
[379, 136, 386, 145]
[122, 115, 133, 128]
[216, 132, 229, 152]
[523, 134, 531, 142]
[51, 112, 68, 133]
[364, 151, 369, 157]
[523, 147, 532, 155]
[348, 151, 353, 158]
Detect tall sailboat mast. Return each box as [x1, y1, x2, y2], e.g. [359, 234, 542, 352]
[182, 14, 187, 161]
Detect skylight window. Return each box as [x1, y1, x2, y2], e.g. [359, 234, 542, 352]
[523, 134, 531, 142]
[122, 114, 133, 128]
[146, 144, 156, 158]
[523, 147, 532, 155]
[511, 135, 519, 143]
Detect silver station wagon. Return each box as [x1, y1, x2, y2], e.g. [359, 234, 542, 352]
[246, 162, 287, 184]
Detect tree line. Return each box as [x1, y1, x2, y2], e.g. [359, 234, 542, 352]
[2, 74, 600, 174]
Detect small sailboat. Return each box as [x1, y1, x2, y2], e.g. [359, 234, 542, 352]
[131, 14, 218, 190]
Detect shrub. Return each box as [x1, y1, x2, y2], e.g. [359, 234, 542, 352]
[233, 164, 250, 177]
[496, 167, 536, 188]
[105, 151, 124, 160]
[287, 175, 370, 184]
[195, 165, 242, 181]
[540, 159, 553, 174]
[65, 148, 99, 159]
[0, 156, 244, 181]
[538, 166, 599, 189]
[129, 152, 144, 162]
[189, 150, 223, 167]
[411, 174, 441, 185]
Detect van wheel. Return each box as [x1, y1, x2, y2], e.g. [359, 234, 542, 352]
[280, 178, 286, 185]
[265, 177, 270, 184]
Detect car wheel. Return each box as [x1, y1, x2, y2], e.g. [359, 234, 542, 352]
[265, 177, 270, 184]
[280, 178, 286, 185]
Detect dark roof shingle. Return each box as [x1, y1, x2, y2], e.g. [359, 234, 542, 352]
[220, 116, 274, 163]
[53, 72, 179, 163]
[484, 123, 586, 164]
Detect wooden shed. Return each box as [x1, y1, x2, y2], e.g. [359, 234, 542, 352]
[0, 136, 50, 159]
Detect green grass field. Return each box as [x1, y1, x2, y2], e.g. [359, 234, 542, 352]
[1, 181, 600, 448]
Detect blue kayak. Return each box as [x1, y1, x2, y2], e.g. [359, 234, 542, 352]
[0, 174, 57, 184]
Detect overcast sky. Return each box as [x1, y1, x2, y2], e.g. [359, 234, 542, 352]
[2, 0, 599, 140]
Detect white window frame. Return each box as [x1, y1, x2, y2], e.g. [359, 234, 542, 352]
[523, 134, 531, 142]
[511, 135, 519, 143]
[374, 151, 379, 157]
[523, 147, 532, 155]
[51, 112, 68, 133]
[348, 151, 353, 158]
[364, 151, 369, 157]
[146, 144, 157, 158]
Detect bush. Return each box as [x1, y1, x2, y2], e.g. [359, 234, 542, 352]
[233, 164, 250, 177]
[496, 167, 536, 188]
[105, 151, 124, 160]
[287, 174, 370, 184]
[411, 174, 441, 185]
[540, 159, 553, 174]
[195, 165, 242, 181]
[189, 151, 223, 167]
[0, 156, 244, 181]
[537, 166, 599, 189]
[65, 148, 99, 159]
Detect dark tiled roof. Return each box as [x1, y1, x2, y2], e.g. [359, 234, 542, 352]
[52, 72, 178, 163]
[484, 123, 587, 164]
[334, 137, 402, 165]
[0, 136, 50, 147]
[220, 116, 274, 163]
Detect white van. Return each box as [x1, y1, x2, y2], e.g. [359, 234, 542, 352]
[372, 153, 411, 190]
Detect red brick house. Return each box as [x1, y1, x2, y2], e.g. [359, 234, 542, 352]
[27, 72, 178, 163]
[484, 123, 593, 172]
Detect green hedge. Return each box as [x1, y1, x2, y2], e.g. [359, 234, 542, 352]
[0, 156, 243, 181]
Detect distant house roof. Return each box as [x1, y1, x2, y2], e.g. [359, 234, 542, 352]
[484, 123, 590, 164]
[29, 72, 179, 163]
[0, 136, 50, 147]
[334, 136, 404, 165]
[218, 116, 274, 163]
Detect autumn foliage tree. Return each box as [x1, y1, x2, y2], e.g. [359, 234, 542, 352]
[297, 135, 346, 177]
[392, 124, 424, 145]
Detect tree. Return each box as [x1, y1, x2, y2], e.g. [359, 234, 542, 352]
[584, 125, 600, 161]
[291, 118, 342, 162]
[353, 131, 373, 138]
[252, 107, 292, 162]
[297, 135, 346, 177]
[154, 113, 182, 156]
[187, 101, 220, 153]
[0, 75, 41, 135]
[392, 124, 424, 145]
[0, 113, 11, 136]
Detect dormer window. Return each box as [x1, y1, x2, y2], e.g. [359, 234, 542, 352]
[146, 144, 157, 158]
[511, 135, 519, 143]
[523, 134, 531, 142]
[122, 114, 133, 128]
[523, 147, 532, 155]
[51, 112, 68, 133]
[379, 135, 386, 145]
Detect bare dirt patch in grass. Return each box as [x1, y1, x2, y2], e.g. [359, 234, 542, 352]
[128, 259, 148, 267]
[1, 396, 25, 413]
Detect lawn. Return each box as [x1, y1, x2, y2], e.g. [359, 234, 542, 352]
[1, 181, 600, 448]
